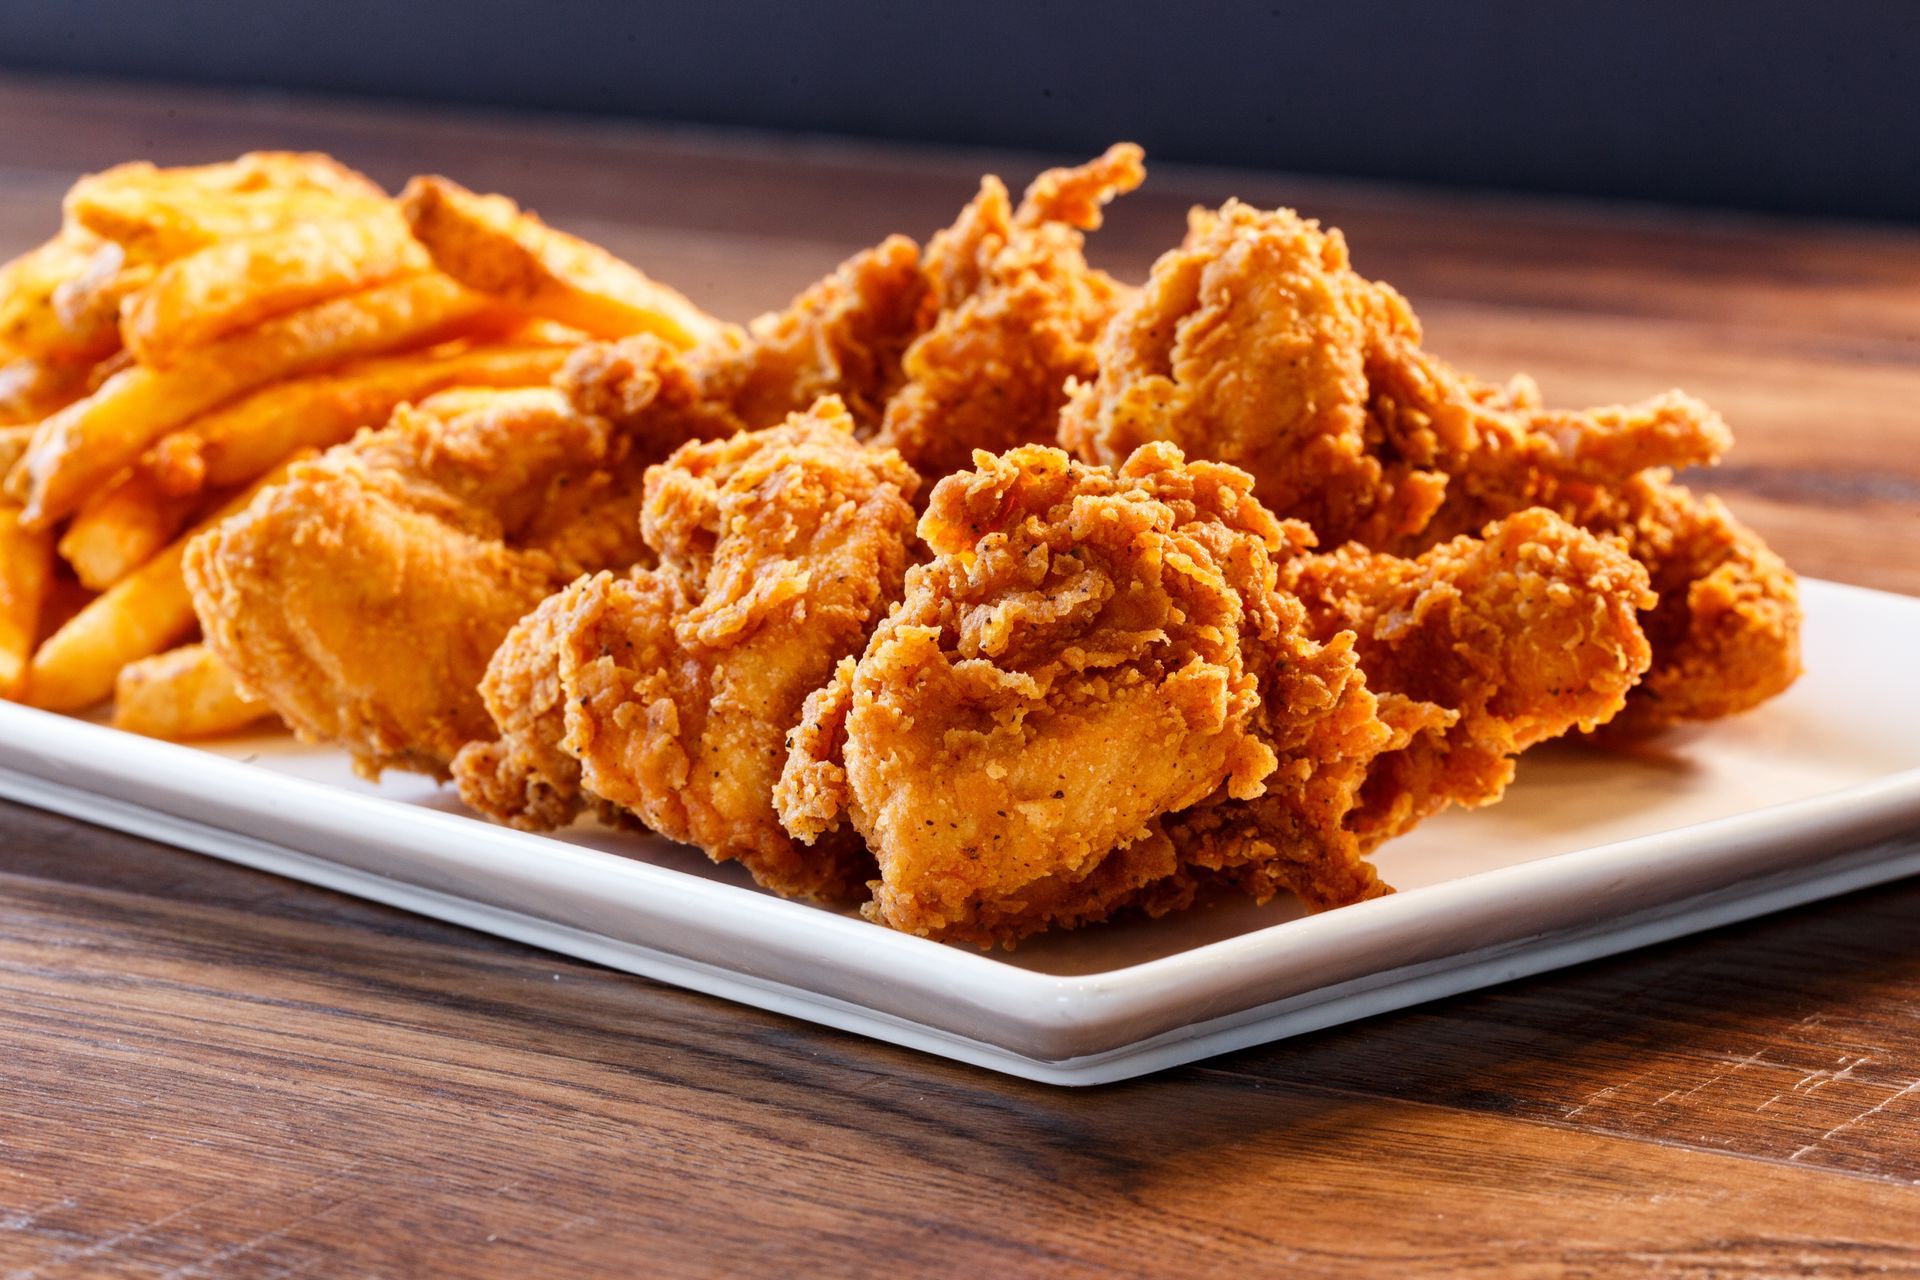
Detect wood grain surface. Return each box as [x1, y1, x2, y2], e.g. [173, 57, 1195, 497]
[1, 73, 1917, 1278]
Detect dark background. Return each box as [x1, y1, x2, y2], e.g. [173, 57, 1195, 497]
[3, 0, 1916, 222]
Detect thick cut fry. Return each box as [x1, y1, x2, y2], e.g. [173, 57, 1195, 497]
[58, 469, 201, 590]
[0, 426, 30, 475]
[401, 175, 729, 347]
[65, 153, 387, 262]
[69, 152, 384, 205]
[112, 643, 272, 739]
[0, 231, 124, 363]
[54, 240, 154, 355]
[141, 341, 568, 496]
[8, 273, 498, 527]
[500, 317, 592, 346]
[25, 461, 293, 711]
[0, 503, 53, 699]
[123, 215, 430, 365]
[0, 357, 90, 425]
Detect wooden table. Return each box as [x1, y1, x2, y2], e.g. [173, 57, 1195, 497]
[2, 75, 1918, 1277]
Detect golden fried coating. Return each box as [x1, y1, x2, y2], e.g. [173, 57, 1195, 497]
[186, 387, 651, 777]
[776, 440, 1374, 946]
[1575, 475, 1799, 731]
[1062, 200, 1798, 728]
[1282, 507, 1655, 848]
[499, 398, 918, 897]
[450, 153, 1145, 823]
[451, 585, 612, 831]
[1131, 508, 1652, 931]
[1147, 625, 1402, 916]
[870, 144, 1143, 480]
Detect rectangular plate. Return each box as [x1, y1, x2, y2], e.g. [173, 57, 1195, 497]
[2, 578, 1917, 1085]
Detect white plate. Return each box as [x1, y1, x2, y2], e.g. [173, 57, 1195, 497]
[2, 578, 1917, 1085]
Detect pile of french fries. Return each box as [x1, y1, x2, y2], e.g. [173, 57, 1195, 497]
[0, 151, 726, 741]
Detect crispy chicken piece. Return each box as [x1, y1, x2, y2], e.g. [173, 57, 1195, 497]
[869, 143, 1143, 479]
[561, 400, 917, 894]
[775, 440, 1396, 946]
[186, 387, 652, 777]
[450, 150, 1146, 822]
[467, 398, 918, 898]
[191, 224, 937, 785]
[1280, 507, 1655, 848]
[1140, 508, 1653, 929]
[1061, 200, 1799, 728]
[450, 585, 621, 831]
[567, 143, 1144, 483]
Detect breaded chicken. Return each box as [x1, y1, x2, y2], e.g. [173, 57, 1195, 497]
[186, 387, 651, 777]
[870, 143, 1143, 479]
[571, 143, 1143, 484]
[463, 398, 918, 898]
[1281, 507, 1655, 848]
[775, 441, 1393, 946]
[1061, 201, 1798, 728]
[189, 224, 938, 783]
[1134, 508, 1653, 932]
[449, 151, 1145, 818]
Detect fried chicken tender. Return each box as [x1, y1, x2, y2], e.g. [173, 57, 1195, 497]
[1061, 200, 1798, 728]
[466, 398, 918, 898]
[192, 224, 936, 786]
[775, 440, 1367, 946]
[450, 151, 1146, 822]
[1281, 507, 1655, 848]
[186, 386, 653, 777]
[869, 143, 1143, 478]
[449, 584, 622, 831]
[1133, 508, 1652, 933]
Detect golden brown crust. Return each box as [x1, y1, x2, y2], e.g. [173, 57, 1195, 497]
[186, 389, 646, 778]
[549, 398, 917, 899]
[871, 144, 1143, 480]
[780, 440, 1365, 946]
[1283, 507, 1655, 847]
[1062, 200, 1797, 728]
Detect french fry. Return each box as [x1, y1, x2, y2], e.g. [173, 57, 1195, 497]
[24, 460, 294, 711]
[140, 341, 567, 494]
[65, 153, 388, 261]
[410, 385, 547, 421]
[123, 214, 430, 366]
[8, 273, 499, 527]
[53, 240, 154, 356]
[73, 187, 393, 266]
[0, 426, 31, 476]
[401, 175, 730, 348]
[0, 231, 124, 363]
[58, 469, 200, 590]
[69, 152, 385, 206]
[499, 317, 592, 346]
[111, 643, 272, 740]
[84, 348, 135, 393]
[0, 503, 54, 699]
[1, 357, 85, 425]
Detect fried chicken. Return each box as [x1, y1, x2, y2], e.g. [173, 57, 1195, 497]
[1280, 507, 1654, 848]
[870, 143, 1143, 479]
[774, 441, 1404, 946]
[1060, 200, 1799, 728]
[190, 148, 1143, 790]
[572, 142, 1143, 482]
[461, 397, 918, 898]
[186, 386, 652, 777]
[187, 224, 933, 783]
[1129, 508, 1652, 937]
